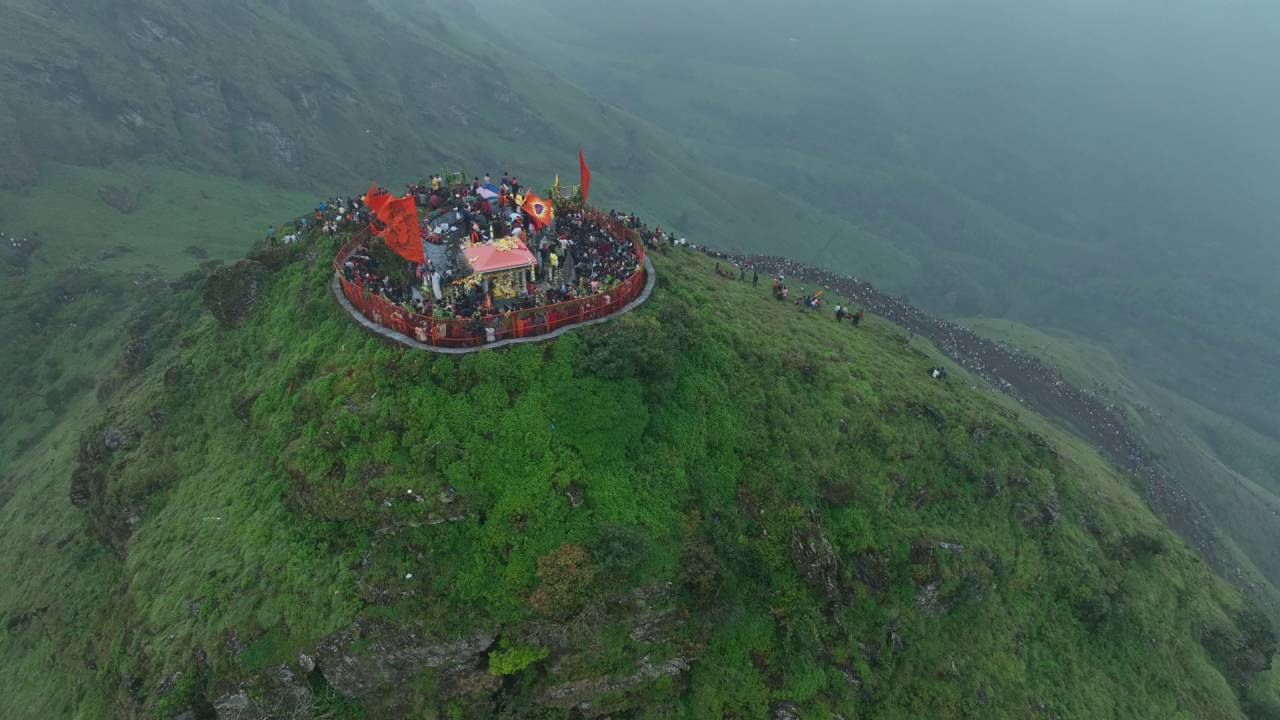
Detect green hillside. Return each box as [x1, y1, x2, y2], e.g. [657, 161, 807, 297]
[483, 0, 1280, 622]
[1, 225, 1276, 718]
[1, 1, 1278, 718]
[964, 319, 1280, 622]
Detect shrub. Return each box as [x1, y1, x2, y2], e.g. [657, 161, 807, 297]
[530, 543, 596, 617]
[489, 644, 550, 676]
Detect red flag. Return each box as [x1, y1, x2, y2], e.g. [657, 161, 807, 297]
[523, 193, 554, 228]
[365, 183, 393, 216]
[579, 147, 591, 205]
[367, 183, 423, 264]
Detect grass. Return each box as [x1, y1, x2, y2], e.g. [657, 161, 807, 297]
[965, 318, 1280, 623]
[0, 3, 1274, 715]
[1, 227, 1274, 718]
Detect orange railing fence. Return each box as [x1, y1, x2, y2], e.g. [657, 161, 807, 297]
[332, 209, 648, 349]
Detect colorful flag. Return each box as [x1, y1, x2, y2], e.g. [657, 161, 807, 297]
[523, 193, 554, 228]
[579, 147, 592, 205]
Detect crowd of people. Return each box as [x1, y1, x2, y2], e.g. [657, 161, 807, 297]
[326, 172, 647, 335]
[303, 172, 1226, 574]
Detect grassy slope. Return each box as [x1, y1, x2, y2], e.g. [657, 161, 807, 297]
[483, 0, 1280, 606]
[0, 161, 314, 474]
[0, 2, 1274, 717]
[964, 319, 1280, 612]
[1, 227, 1274, 718]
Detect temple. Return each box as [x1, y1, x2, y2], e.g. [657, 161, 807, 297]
[332, 169, 653, 351]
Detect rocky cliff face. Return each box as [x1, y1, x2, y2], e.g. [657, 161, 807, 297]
[200, 583, 698, 719]
[314, 622, 497, 702]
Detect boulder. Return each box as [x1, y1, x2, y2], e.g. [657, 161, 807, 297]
[213, 691, 264, 720]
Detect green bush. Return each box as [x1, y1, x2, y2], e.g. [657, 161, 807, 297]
[489, 644, 551, 676]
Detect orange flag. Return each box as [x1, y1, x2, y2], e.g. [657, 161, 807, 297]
[365, 183, 393, 215]
[366, 182, 423, 264]
[378, 195, 424, 264]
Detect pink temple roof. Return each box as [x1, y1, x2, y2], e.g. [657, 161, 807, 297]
[462, 238, 537, 274]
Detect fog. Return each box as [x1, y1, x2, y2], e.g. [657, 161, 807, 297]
[492, 0, 1280, 465]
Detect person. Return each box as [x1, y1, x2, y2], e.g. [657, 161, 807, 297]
[855, 308, 865, 326]
[739, 267, 745, 281]
[431, 175, 442, 192]
[835, 305, 846, 322]
[753, 270, 759, 287]
[549, 250, 559, 282]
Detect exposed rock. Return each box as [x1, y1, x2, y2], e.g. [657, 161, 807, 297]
[97, 184, 140, 214]
[983, 468, 1003, 498]
[439, 668, 501, 700]
[212, 664, 315, 720]
[915, 582, 943, 616]
[259, 665, 315, 718]
[247, 119, 301, 168]
[1022, 492, 1062, 529]
[102, 426, 131, 451]
[791, 513, 839, 599]
[213, 691, 264, 720]
[156, 671, 182, 696]
[851, 549, 890, 594]
[202, 260, 268, 327]
[565, 482, 584, 508]
[773, 701, 802, 720]
[70, 426, 131, 508]
[314, 620, 495, 699]
[538, 654, 692, 715]
[120, 334, 153, 374]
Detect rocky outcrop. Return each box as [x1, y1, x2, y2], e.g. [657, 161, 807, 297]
[526, 583, 699, 716]
[313, 621, 495, 699]
[213, 691, 264, 720]
[97, 184, 140, 214]
[69, 425, 131, 507]
[538, 654, 693, 716]
[791, 512, 839, 599]
[202, 260, 268, 327]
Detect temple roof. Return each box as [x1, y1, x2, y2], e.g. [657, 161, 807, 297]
[462, 237, 537, 274]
